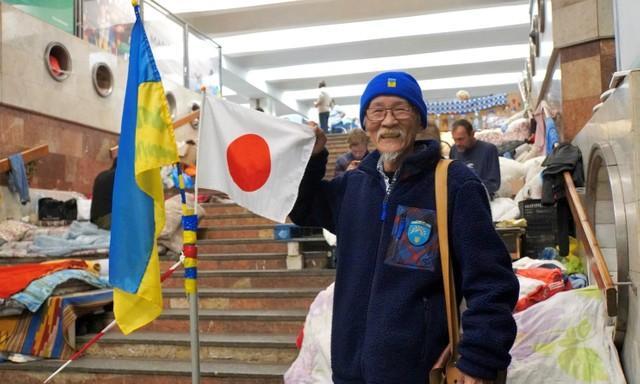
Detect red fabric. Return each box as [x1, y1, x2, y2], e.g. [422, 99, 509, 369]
[0, 259, 89, 298]
[296, 328, 304, 349]
[49, 55, 62, 76]
[515, 268, 570, 312]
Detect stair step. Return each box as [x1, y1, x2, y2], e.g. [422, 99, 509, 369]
[197, 239, 288, 253]
[165, 269, 336, 289]
[200, 213, 279, 226]
[161, 251, 329, 271]
[163, 287, 319, 310]
[0, 357, 287, 383]
[200, 203, 250, 215]
[80, 332, 297, 364]
[139, 308, 307, 334]
[198, 225, 277, 240]
[197, 236, 327, 254]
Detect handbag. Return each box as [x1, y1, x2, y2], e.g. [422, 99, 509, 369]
[428, 159, 464, 384]
[428, 160, 507, 384]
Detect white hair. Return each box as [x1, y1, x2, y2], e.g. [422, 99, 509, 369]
[380, 151, 402, 163]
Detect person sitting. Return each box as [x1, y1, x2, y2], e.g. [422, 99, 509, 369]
[90, 158, 116, 230]
[334, 128, 369, 178]
[449, 118, 501, 197]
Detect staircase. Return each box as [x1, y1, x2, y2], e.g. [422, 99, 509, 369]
[0, 134, 350, 383]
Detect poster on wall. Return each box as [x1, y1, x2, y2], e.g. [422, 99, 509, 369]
[82, 0, 135, 59]
[5, 0, 74, 34]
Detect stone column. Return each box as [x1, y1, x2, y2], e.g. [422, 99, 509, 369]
[552, 0, 616, 141]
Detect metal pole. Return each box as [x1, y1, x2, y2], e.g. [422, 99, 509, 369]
[176, 162, 200, 384]
[189, 287, 200, 384]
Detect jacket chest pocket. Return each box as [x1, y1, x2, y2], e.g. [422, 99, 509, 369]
[384, 205, 439, 271]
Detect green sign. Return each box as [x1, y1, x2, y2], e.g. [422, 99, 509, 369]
[4, 0, 75, 34]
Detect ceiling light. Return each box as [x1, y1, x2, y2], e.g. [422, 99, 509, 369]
[158, 0, 303, 14]
[283, 72, 522, 101]
[216, 4, 529, 55]
[248, 44, 528, 81]
[222, 86, 237, 96]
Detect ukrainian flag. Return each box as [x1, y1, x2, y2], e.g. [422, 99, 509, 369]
[109, 2, 178, 335]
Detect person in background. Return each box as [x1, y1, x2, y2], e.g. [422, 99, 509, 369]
[314, 80, 333, 132]
[334, 128, 369, 177]
[449, 118, 500, 197]
[290, 71, 518, 384]
[90, 157, 116, 230]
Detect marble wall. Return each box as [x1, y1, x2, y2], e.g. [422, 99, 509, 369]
[552, 0, 616, 141]
[0, 104, 118, 195]
[560, 39, 616, 140]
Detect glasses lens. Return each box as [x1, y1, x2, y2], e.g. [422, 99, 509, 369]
[366, 108, 384, 121]
[393, 107, 412, 119]
[366, 106, 412, 121]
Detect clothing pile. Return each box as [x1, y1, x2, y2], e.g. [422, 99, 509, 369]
[0, 259, 111, 361]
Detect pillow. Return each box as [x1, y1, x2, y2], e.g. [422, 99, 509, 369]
[0, 220, 37, 242]
[76, 198, 92, 221]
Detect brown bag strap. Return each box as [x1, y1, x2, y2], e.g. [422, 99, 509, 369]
[435, 159, 460, 358]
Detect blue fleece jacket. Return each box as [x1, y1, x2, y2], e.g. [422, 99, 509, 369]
[290, 140, 518, 383]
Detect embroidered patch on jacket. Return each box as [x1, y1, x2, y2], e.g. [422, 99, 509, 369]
[407, 220, 431, 246]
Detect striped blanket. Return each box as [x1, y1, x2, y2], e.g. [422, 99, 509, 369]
[0, 289, 112, 359]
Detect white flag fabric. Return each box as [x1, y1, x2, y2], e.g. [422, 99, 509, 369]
[197, 96, 316, 223]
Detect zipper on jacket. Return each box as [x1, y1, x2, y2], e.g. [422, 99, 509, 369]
[380, 168, 400, 221]
[361, 163, 401, 377]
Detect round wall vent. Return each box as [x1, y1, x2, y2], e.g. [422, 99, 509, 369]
[92, 63, 113, 97]
[44, 42, 71, 81]
[165, 92, 177, 120]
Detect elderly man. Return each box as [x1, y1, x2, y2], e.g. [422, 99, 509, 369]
[449, 119, 501, 197]
[290, 71, 518, 384]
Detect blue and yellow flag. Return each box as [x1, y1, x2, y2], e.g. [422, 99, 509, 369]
[109, 2, 178, 335]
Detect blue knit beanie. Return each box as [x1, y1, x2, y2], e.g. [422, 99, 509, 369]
[359, 71, 427, 129]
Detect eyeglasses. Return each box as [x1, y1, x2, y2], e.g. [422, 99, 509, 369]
[365, 106, 414, 122]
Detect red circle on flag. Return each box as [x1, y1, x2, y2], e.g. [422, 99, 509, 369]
[226, 134, 271, 192]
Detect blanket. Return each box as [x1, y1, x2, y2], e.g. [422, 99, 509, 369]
[0, 259, 89, 298]
[508, 287, 625, 383]
[12, 269, 110, 313]
[28, 221, 110, 257]
[0, 289, 112, 359]
[285, 286, 625, 384]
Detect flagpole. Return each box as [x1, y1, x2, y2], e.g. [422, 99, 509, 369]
[177, 159, 201, 384]
[42, 257, 185, 384]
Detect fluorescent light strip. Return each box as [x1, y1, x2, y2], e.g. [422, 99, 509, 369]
[222, 86, 237, 96]
[216, 4, 529, 55]
[283, 72, 523, 101]
[248, 44, 528, 81]
[159, 0, 303, 14]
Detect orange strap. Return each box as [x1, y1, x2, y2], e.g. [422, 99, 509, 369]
[435, 159, 460, 358]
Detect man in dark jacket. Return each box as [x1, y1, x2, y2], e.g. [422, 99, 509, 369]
[449, 119, 501, 197]
[290, 71, 518, 384]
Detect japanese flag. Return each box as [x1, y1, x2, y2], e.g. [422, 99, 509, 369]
[196, 96, 316, 223]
